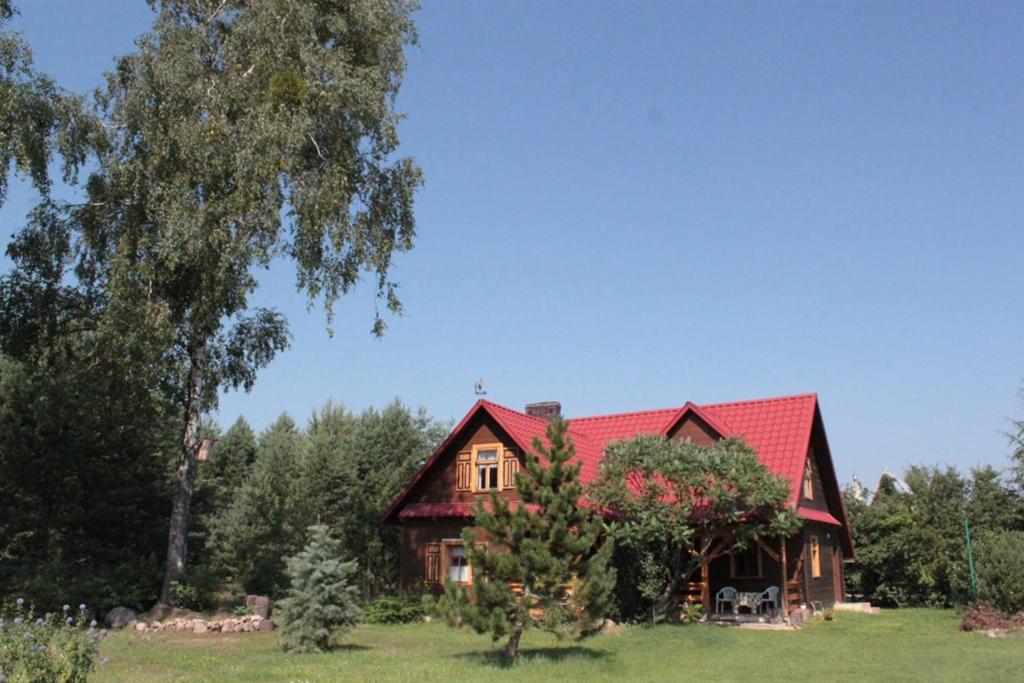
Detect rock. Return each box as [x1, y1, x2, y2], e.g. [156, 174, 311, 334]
[105, 607, 138, 629]
[134, 622, 148, 632]
[222, 621, 234, 633]
[600, 619, 626, 635]
[193, 620, 208, 634]
[245, 595, 271, 619]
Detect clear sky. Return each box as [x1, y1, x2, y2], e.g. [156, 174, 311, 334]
[2, 1, 1022, 487]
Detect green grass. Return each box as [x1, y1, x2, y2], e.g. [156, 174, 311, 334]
[93, 610, 1023, 683]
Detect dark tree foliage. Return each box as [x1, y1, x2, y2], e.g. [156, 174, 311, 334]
[210, 414, 308, 598]
[440, 417, 616, 664]
[845, 463, 1023, 609]
[206, 400, 445, 599]
[0, 350, 174, 612]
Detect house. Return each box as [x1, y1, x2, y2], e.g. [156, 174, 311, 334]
[382, 393, 853, 616]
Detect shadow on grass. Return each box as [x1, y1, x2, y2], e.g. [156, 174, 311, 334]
[325, 643, 371, 653]
[456, 645, 608, 669]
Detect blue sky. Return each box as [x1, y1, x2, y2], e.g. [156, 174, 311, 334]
[2, 1, 1022, 487]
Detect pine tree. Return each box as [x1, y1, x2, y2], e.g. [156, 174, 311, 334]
[277, 525, 362, 654]
[211, 415, 307, 596]
[442, 417, 615, 664]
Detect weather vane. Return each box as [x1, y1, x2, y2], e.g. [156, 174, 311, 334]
[474, 378, 487, 396]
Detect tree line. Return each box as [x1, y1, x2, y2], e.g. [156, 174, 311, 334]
[844, 425, 1024, 613]
[0, 354, 447, 613]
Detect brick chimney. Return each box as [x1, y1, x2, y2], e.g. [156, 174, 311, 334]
[525, 401, 561, 422]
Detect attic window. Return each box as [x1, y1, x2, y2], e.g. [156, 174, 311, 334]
[474, 446, 500, 491]
[803, 459, 814, 500]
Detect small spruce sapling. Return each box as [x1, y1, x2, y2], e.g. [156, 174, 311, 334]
[441, 417, 616, 663]
[277, 525, 361, 653]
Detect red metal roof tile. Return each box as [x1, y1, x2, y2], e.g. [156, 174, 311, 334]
[384, 393, 824, 523]
[797, 506, 842, 526]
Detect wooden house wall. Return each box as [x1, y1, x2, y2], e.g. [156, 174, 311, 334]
[802, 523, 842, 607]
[397, 413, 522, 590]
[405, 415, 522, 507]
[800, 447, 829, 512]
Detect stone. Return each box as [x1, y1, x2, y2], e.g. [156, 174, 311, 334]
[600, 619, 626, 635]
[245, 595, 271, 619]
[193, 620, 208, 634]
[222, 621, 234, 633]
[134, 622, 148, 632]
[833, 602, 877, 614]
[105, 607, 138, 629]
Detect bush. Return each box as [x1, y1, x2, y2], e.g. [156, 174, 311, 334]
[277, 525, 362, 653]
[0, 599, 105, 683]
[974, 530, 1024, 614]
[168, 564, 220, 611]
[363, 596, 425, 624]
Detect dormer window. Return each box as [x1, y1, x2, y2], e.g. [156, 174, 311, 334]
[804, 459, 814, 500]
[475, 447, 499, 490]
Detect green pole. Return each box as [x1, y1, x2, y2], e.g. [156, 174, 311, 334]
[963, 517, 978, 600]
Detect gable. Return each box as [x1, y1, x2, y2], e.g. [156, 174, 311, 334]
[404, 416, 518, 507]
[667, 412, 721, 445]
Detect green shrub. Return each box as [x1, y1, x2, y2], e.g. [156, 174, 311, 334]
[0, 599, 104, 683]
[974, 530, 1024, 614]
[169, 564, 220, 611]
[277, 525, 362, 653]
[364, 596, 425, 624]
[677, 602, 703, 624]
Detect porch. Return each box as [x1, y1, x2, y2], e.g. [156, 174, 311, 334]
[677, 535, 804, 622]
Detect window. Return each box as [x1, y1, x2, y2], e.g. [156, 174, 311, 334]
[447, 544, 470, 584]
[810, 535, 821, 579]
[803, 459, 814, 500]
[731, 545, 761, 578]
[474, 446, 500, 491]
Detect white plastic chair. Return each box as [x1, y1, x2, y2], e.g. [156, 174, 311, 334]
[759, 586, 779, 614]
[716, 586, 737, 614]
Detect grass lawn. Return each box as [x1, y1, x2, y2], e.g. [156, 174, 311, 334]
[93, 609, 1023, 683]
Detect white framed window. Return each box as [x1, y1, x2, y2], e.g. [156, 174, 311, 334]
[446, 543, 470, 584]
[474, 446, 500, 491]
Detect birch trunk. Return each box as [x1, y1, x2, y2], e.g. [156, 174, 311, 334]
[160, 337, 207, 604]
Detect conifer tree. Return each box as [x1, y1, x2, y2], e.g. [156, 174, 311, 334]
[211, 415, 307, 596]
[442, 417, 615, 664]
[277, 524, 361, 654]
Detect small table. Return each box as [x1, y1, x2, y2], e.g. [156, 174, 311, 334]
[734, 591, 763, 613]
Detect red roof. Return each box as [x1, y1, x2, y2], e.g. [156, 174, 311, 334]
[383, 393, 826, 522]
[481, 394, 819, 507]
[797, 506, 842, 526]
[399, 501, 540, 519]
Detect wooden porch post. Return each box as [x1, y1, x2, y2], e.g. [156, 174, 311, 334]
[779, 536, 789, 618]
[701, 560, 710, 615]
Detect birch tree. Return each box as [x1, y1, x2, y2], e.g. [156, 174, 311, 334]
[71, 0, 422, 602]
